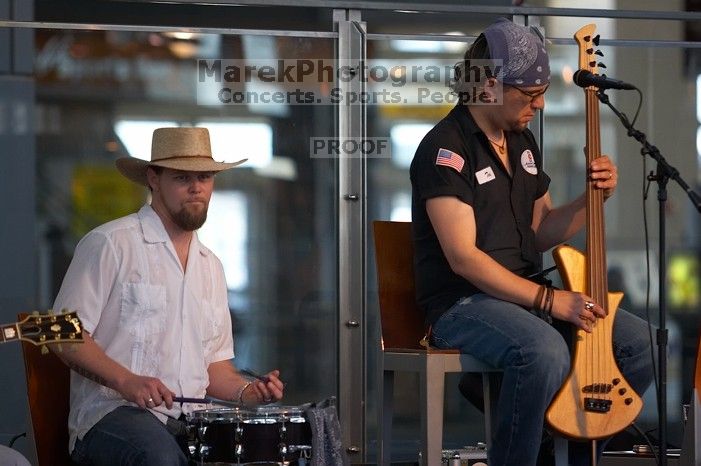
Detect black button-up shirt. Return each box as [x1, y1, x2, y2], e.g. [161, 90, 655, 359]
[410, 104, 551, 325]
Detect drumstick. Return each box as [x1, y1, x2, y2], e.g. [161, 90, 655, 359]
[240, 368, 271, 384]
[241, 368, 288, 387]
[173, 396, 244, 408]
[173, 396, 211, 404]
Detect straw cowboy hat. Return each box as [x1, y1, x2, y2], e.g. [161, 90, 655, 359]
[116, 127, 247, 186]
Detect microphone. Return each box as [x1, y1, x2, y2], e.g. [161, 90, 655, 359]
[573, 70, 636, 90]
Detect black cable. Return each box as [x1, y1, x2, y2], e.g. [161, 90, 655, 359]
[8, 432, 26, 448]
[632, 85, 659, 463]
[631, 422, 660, 465]
[642, 150, 659, 402]
[632, 83, 659, 463]
[630, 88, 644, 127]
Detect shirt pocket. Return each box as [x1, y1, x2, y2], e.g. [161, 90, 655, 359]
[120, 282, 166, 337]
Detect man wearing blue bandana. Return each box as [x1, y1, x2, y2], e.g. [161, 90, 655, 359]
[410, 18, 654, 465]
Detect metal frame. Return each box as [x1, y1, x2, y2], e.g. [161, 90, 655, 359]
[0, 20, 337, 38]
[116, 1, 701, 21]
[5, 20, 701, 48]
[334, 8, 367, 460]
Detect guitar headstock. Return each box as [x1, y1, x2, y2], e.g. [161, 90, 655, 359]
[12, 310, 83, 351]
[574, 24, 605, 84]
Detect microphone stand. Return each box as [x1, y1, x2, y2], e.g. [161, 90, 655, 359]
[596, 89, 701, 466]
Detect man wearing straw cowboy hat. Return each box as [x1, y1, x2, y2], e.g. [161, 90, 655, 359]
[53, 127, 285, 465]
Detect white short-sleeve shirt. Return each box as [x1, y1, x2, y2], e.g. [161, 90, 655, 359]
[53, 204, 235, 452]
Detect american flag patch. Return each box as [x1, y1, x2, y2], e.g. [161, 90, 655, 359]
[435, 148, 464, 173]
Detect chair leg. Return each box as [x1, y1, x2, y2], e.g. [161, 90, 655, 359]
[378, 368, 394, 466]
[482, 371, 499, 447]
[554, 435, 568, 466]
[420, 358, 445, 466]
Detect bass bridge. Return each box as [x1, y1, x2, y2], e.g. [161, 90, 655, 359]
[581, 378, 635, 413]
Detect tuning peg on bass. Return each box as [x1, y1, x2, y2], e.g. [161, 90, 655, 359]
[593, 34, 600, 46]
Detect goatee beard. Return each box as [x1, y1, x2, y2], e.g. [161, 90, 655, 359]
[172, 206, 208, 231]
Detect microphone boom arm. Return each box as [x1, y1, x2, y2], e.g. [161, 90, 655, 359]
[595, 90, 701, 211]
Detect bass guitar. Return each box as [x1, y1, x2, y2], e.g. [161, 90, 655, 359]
[545, 23, 643, 442]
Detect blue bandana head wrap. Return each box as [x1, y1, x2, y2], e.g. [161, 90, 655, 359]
[483, 18, 550, 87]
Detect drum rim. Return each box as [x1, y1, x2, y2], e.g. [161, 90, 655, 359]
[185, 405, 307, 422]
[185, 407, 251, 421]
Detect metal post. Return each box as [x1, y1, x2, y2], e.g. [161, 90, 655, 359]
[334, 7, 367, 462]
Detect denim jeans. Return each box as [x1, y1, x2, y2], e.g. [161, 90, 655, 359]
[71, 406, 189, 466]
[431, 293, 654, 466]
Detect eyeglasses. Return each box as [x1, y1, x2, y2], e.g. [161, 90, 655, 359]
[506, 84, 549, 103]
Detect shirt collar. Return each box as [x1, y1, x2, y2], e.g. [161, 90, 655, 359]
[137, 204, 210, 257]
[450, 104, 484, 136]
[138, 204, 168, 244]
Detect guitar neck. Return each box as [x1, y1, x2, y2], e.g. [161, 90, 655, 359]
[1, 322, 21, 344]
[584, 86, 609, 309]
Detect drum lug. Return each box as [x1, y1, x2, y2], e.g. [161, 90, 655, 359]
[346, 445, 361, 454]
[198, 444, 211, 459]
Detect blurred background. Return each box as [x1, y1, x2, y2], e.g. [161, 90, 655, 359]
[0, 0, 699, 463]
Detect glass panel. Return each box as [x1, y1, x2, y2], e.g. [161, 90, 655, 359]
[366, 36, 485, 462]
[367, 30, 699, 461]
[32, 29, 338, 407]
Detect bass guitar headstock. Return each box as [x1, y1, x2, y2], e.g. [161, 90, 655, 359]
[574, 24, 606, 86]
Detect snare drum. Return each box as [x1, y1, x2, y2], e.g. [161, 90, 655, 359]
[186, 406, 313, 465]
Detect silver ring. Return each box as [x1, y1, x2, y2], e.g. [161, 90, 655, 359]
[608, 171, 613, 179]
[147, 397, 154, 404]
[584, 301, 594, 311]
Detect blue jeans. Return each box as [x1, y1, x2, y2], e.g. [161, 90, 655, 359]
[431, 293, 654, 466]
[71, 406, 189, 466]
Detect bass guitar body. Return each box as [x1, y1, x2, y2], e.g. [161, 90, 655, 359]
[546, 245, 642, 439]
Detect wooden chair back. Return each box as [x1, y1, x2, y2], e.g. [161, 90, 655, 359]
[373, 220, 427, 351]
[18, 313, 73, 466]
